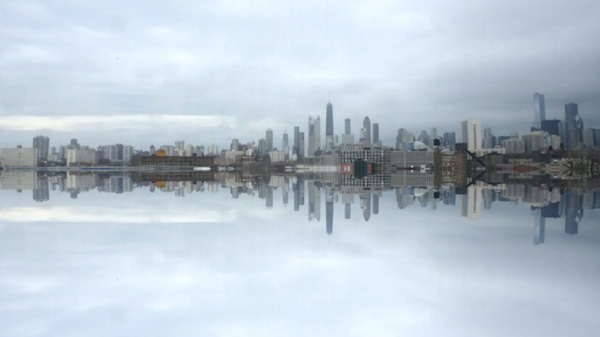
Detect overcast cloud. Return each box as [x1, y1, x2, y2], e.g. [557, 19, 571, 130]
[1, 0, 599, 149]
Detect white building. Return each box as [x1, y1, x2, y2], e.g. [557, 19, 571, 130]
[461, 118, 482, 152]
[522, 131, 550, 153]
[0, 147, 38, 168]
[67, 149, 97, 166]
[502, 138, 525, 154]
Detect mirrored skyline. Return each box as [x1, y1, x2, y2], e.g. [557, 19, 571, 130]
[2, 170, 598, 246]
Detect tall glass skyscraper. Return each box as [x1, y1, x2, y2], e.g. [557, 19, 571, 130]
[325, 102, 334, 150]
[533, 92, 546, 129]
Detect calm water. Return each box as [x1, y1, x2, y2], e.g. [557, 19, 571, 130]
[1, 172, 599, 337]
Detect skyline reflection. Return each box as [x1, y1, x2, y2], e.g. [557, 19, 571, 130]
[1, 170, 597, 246]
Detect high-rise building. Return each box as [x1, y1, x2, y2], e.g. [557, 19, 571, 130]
[33, 135, 50, 160]
[430, 128, 438, 146]
[442, 132, 456, 150]
[266, 129, 274, 152]
[482, 127, 494, 149]
[299, 132, 305, 159]
[231, 139, 240, 151]
[325, 102, 334, 150]
[564, 102, 584, 149]
[396, 128, 413, 150]
[342, 118, 354, 144]
[461, 118, 482, 151]
[258, 139, 267, 157]
[533, 92, 546, 129]
[373, 123, 380, 145]
[541, 119, 562, 138]
[363, 117, 371, 145]
[293, 126, 300, 160]
[522, 131, 549, 153]
[308, 116, 321, 156]
[282, 131, 289, 160]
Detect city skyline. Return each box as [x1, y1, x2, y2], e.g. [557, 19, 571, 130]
[4, 92, 599, 165]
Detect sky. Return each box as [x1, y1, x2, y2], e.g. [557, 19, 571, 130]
[1, 0, 600, 150]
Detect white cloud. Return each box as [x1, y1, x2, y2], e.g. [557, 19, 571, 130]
[0, 114, 236, 132]
[0, 206, 235, 223]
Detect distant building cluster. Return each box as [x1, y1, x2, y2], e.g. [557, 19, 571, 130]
[1, 94, 599, 170]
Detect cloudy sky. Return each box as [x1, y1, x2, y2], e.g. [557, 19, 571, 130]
[1, 0, 599, 149]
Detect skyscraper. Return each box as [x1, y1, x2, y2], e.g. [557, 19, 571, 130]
[564, 102, 583, 149]
[33, 135, 50, 160]
[282, 131, 289, 160]
[342, 118, 354, 144]
[363, 116, 371, 145]
[265, 128, 274, 152]
[533, 92, 546, 129]
[373, 123, 380, 145]
[482, 127, 494, 149]
[325, 102, 334, 150]
[461, 118, 482, 151]
[308, 116, 321, 156]
[293, 126, 300, 160]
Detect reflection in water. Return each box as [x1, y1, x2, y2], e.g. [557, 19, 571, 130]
[1, 170, 599, 337]
[1, 170, 597, 245]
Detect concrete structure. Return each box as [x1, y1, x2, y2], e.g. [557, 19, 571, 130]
[307, 116, 321, 157]
[33, 135, 50, 160]
[522, 131, 549, 153]
[501, 138, 525, 154]
[396, 128, 413, 150]
[67, 149, 98, 166]
[0, 147, 38, 168]
[533, 92, 546, 129]
[564, 102, 584, 149]
[325, 102, 334, 150]
[282, 131, 289, 160]
[373, 123, 380, 145]
[265, 129, 274, 152]
[363, 116, 371, 145]
[461, 118, 482, 152]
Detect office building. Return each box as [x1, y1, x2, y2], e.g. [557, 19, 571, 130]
[293, 126, 300, 160]
[66, 148, 97, 166]
[325, 102, 334, 150]
[522, 131, 549, 153]
[502, 138, 525, 154]
[33, 135, 50, 160]
[0, 147, 38, 168]
[282, 131, 289, 160]
[564, 102, 584, 149]
[533, 92, 546, 129]
[363, 117, 371, 145]
[461, 118, 482, 151]
[266, 129, 274, 152]
[308, 116, 321, 157]
[482, 127, 494, 149]
[373, 123, 380, 145]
